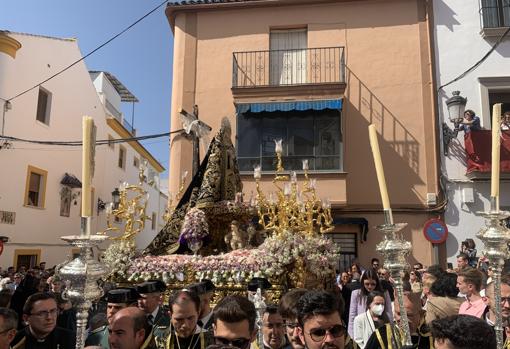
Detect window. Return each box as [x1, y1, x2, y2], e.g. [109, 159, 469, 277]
[270, 29, 307, 85]
[108, 135, 115, 149]
[133, 156, 140, 168]
[24, 165, 48, 208]
[118, 146, 126, 169]
[14, 249, 41, 270]
[36, 87, 51, 125]
[479, 77, 510, 125]
[237, 109, 341, 172]
[151, 212, 157, 230]
[325, 233, 357, 272]
[480, 0, 510, 28]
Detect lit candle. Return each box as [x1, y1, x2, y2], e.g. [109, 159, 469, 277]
[254, 165, 262, 179]
[106, 203, 113, 215]
[491, 103, 502, 198]
[274, 139, 283, 154]
[81, 116, 94, 217]
[310, 179, 317, 190]
[290, 171, 297, 183]
[368, 124, 391, 210]
[302, 159, 309, 171]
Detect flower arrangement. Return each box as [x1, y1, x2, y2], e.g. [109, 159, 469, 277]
[179, 207, 209, 243]
[128, 230, 340, 285]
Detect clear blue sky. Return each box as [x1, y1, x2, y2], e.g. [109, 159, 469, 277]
[1, 0, 173, 178]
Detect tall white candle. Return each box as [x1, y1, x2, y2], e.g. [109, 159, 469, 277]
[491, 103, 502, 198]
[368, 124, 391, 210]
[82, 116, 93, 217]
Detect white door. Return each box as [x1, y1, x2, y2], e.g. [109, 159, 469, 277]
[270, 29, 307, 85]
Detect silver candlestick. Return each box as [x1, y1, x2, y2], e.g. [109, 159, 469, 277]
[376, 209, 412, 347]
[249, 288, 266, 349]
[57, 217, 109, 349]
[477, 196, 510, 349]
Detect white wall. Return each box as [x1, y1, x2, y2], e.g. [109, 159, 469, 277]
[434, 0, 510, 262]
[0, 32, 165, 269]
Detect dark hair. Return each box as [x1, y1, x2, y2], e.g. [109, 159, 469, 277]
[296, 290, 340, 327]
[465, 238, 476, 249]
[413, 262, 423, 269]
[213, 295, 256, 332]
[425, 265, 445, 279]
[0, 307, 17, 331]
[366, 291, 389, 323]
[457, 252, 469, 261]
[0, 290, 12, 308]
[458, 268, 483, 292]
[409, 270, 422, 282]
[371, 258, 380, 265]
[350, 263, 361, 274]
[431, 315, 496, 349]
[366, 291, 384, 310]
[360, 269, 383, 300]
[264, 303, 279, 316]
[464, 109, 476, 117]
[279, 288, 307, 320]
[22, 292, 56, 315]
[168, 289, 200, 313]
[430, 273, 459, 298]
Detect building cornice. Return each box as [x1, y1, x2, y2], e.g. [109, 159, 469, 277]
[0, 32, 21, 58]
[165, 0, 353, 30]
[106, 117, 165, 173]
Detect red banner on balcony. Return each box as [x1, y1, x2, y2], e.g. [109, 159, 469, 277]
[465, 130, 510, 174]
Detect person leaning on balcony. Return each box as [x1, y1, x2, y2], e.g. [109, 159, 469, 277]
[458, 109, 481, 133]
[501, 111, 510, 131]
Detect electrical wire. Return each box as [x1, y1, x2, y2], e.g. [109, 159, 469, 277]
[0, 128, 183, 146]
[3, 0, 168, 103]
[437, 26, 510, 91]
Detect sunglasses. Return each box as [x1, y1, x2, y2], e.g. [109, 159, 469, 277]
[308, 324, 346, 342]
[214, 336, 251, 349]
[501, 297, 510, 304]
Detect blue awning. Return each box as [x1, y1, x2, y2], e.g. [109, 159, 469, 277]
[235, 99, 342, 114]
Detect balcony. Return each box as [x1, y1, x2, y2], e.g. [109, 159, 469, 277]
[465, 130, 510, 178]
[232, 47, 345, 100]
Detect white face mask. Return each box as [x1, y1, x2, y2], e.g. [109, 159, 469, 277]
[371, 304, 385, 316]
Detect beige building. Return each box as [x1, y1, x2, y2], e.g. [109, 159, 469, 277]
[165, 0, 442, 268]
[0, 31, 165, 269]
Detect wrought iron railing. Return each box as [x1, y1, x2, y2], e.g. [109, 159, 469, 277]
[479, 0, 510, 28]
[123, 118, 136, 135]
[233, 46, 345, 88]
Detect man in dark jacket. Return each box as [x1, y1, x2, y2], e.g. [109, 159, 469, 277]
[11, 292, 75, 349]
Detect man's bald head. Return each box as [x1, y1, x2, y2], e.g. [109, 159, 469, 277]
[109, 307, 149, 349]
[394, 292, 423, 334]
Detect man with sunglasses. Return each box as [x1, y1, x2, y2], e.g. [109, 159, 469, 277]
[296, 290, 355, 349]
[11, 292, 75, 349]
[212, 295, 257, 349]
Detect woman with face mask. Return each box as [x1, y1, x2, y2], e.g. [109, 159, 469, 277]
[353, 291, 389, 349]
[348, 269, 393, 338]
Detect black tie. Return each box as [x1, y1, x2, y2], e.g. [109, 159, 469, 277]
[148, 314, 154, 326]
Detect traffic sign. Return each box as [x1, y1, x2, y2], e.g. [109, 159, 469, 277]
[423, 218, 448, 244]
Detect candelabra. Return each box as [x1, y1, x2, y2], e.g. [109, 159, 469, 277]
[57, 218, 109, 349]
[249, 288, 266, 349]
[476, 196, 510, 349]
[254, 140, 333, 238]
[101, 163, 152, 280]
[375, 210, 413, 348]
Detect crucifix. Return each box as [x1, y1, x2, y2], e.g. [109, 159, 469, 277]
[179, 105, 212, 177]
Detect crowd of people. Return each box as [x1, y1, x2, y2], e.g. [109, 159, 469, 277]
[0, 245, 503, 349]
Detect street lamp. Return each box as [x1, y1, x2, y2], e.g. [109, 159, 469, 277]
[111, 188, 120, 210]
[443, 91, 468, 155]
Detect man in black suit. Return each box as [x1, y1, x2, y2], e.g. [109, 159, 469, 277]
[189, 279, 215, 331]
[11, 292, 75, 349]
